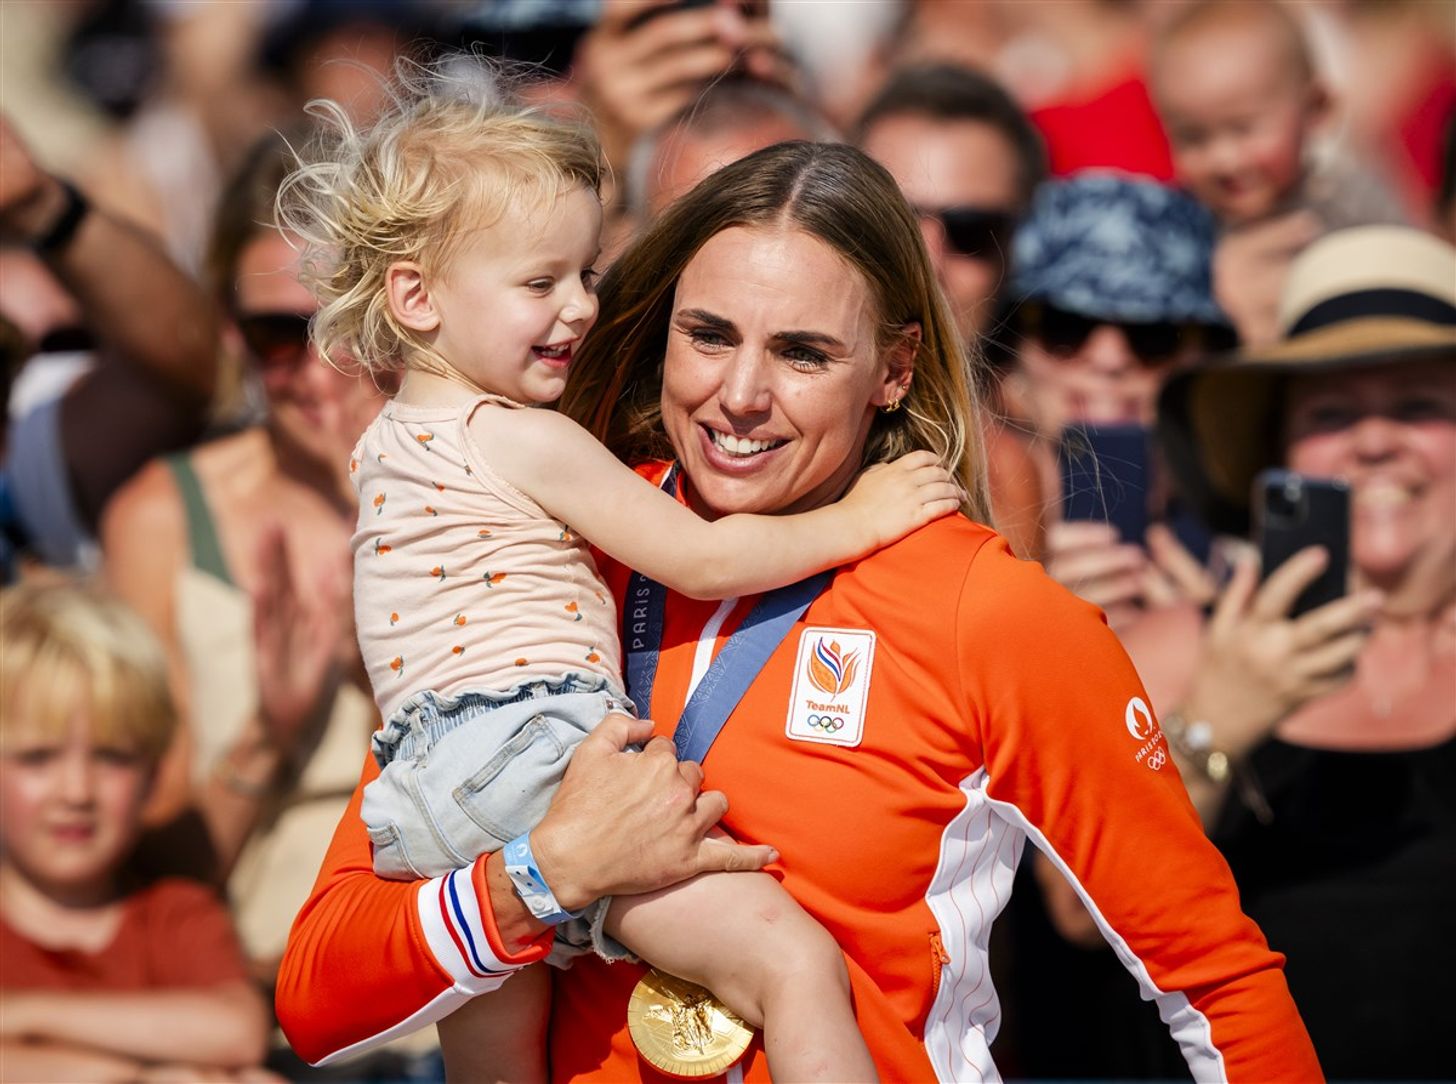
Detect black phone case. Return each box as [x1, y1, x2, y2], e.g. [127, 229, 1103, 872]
[1058, 424, 1151, 544]
[1254, 470, 1351, 618]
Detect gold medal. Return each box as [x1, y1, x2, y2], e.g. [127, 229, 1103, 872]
[627, 968, 755, 1079]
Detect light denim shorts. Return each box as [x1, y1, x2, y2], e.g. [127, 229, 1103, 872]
[362, 673, 636, 965]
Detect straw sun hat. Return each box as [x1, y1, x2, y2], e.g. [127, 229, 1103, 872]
[1158, 226, 1456, 534]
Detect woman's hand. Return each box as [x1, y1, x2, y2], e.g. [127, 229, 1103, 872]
[1044, 520, 1152, 627]
[575, 0, 791, 173]
[251, 524, 345, 756]
[1046, 522, 1220, 627]
[1140, 523, 1220, 610]
[531, 714, 778, 912]
[1183, 547, 1383, 760]
[841, 451, 961, 548]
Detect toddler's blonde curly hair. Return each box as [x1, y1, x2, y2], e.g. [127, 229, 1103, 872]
[277, 57, 602, 376]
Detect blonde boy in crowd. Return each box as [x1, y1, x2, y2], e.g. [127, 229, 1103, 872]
[0, 582, 273, 1082]
[1150, 1, 1404, 345]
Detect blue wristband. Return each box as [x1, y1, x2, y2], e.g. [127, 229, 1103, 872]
[503, 833, 584, 926]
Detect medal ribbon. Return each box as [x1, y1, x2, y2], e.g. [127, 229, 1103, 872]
[623, 465, 831, 763]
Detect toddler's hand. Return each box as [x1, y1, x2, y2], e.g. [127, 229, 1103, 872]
[842, 451, 960, 549]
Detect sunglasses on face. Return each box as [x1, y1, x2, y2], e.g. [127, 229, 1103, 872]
[235, 312, 313, 372]
[914, 205, 1017, 260]
[1018, 302, 1229, 366]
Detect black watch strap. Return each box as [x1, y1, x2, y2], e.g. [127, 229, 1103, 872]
[31, 180, 89, 255]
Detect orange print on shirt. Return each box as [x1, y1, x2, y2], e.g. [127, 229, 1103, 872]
[451, 645, 464, 656]
[389, 656, 404, 676]
[349, 457, 359, 474]
[565, 601, 582, 622]
[416, 434, 435, 450]
[373, 493, 386, 514]
[424, 506, 438, 516]
[389, 612, 399, 626]
[585, 648, 601, 664]
[483, 572, 507, 587]
[477, 529, 491, 539]
[433, 481, 446, 492]
[430, 566, 446, 581]
[514, 657, 528, 667]
[374, 539, 392, 555]
[454, 614, 467, 626]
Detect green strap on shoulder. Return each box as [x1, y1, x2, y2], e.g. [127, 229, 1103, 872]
[163, 453, 233, 586]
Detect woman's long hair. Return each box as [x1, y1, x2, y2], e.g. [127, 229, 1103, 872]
[560, 141, 992, 523]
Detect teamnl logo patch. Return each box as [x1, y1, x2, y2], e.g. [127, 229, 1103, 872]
[1125, 696, 1168, 771]
[785, 628, 875, 748]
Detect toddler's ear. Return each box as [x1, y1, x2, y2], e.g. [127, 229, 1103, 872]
[387, 261, 440, 333]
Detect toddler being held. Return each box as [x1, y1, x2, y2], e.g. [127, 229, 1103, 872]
[279, 59, 958, 1083]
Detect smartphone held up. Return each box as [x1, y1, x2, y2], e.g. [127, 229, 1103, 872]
[1253, 469, 1351, 618]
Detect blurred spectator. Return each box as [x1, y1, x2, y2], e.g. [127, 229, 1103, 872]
[100, 131, 383, 987]
[628, 75, 834, 222]
[0, 580, 272, 1082]
[1002, 174, 1232, 619]
[1156, 225, 1456, 1080]
[1150, 1, 1407, 349]
[0, 115, 218, 580]
[855, 62, 1048, 558]
[1152, 1, 1403, 230]
[856, 63, 1045, 342]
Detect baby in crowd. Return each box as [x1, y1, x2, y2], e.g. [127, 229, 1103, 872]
[279, 61, 957, 1083]
[0, 582, 270, 1081]
[1152, 0, 1395, 228]
[1150, 1, 1405, 343]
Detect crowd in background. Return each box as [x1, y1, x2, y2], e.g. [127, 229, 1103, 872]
[0, 1, 1452, 1081]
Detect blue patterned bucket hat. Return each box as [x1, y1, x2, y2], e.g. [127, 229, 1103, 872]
[1010, 172, 1228, 326]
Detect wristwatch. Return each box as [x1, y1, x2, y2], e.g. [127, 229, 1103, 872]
[1161, 710, 1232, 784]
[503, 833, 584, 926]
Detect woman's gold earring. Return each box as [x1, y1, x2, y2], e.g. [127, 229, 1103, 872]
[881, 390, 905, 414]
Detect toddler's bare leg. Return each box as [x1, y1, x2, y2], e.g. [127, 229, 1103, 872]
[606, 871, 877, 1083]
[435, 962, 549, 1084]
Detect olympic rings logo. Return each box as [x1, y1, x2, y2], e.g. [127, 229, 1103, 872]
[1146, 747, 1168, 771]
[807, 714, 845, 732]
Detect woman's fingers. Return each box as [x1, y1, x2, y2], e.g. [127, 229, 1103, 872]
[1294, 629, 1369, 681]
[1249, 544, 1328, 621]
[1145, 523, 1218, 606]
[1290, 589, 1383, 649]
[1047, 543, 1146, 592]
[1209, 551, 1260, 639]
[1046, 519, 1122, 550]
[676, 755, 704, 794]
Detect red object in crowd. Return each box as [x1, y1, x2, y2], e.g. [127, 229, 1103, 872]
[1031, 71, 1176, 183]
